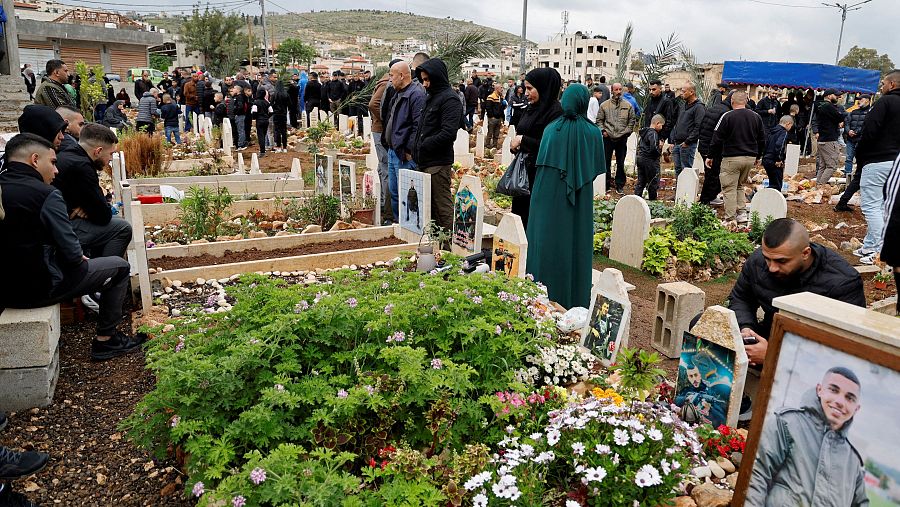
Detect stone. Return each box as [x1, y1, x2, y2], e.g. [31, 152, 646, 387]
[609, 195, 651, 269]
[249, 231, 267, 238]
[0, 344, 60, 411]
[716, 456, 735, 474]
[0, 305, 60, 369]
[329, 221, 353, 231]
[172, 280, 182, 287]
[250, 152, 261, 175]
[749, 188, 787, 221]
[849, 237, 862, 250]
[840, 241, 853, 252]
[675, 168, 700, 204]
[582, 268, 632, 366]
[500, 135, 513, 167]
[730, 452, 743, 468]
[235, 152, 246, 174]
[274, 231, 292, 237]
[397, 169, 432, 243]
[691, 466, 712, 479]
[810, 234, 838, 251]
[195, 278, 206, 285]
[690, 482, 732, 507]
[453, 129, 469, 155]
[707, 460, 726, 478]
[475, 129, 485, 158]
[652, 282, 706, 359]
[302, 224, 323, 234]
[592, 173, 606, 198]
[451, 175, 486, 257]
[190, 238, 209, 244]
[290, 158, 302, 180]
[313, 154, 334, 195]
[725, 472, 738, 490]
[491, 213, 528, 278]
[675, 497, 697, 507]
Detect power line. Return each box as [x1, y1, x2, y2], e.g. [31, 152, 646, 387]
[60, 0, 249, 8]
[746, 0, 829, 7]
[822, 0, 873, 64]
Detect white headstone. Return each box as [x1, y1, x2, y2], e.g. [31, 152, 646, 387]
[397, 168, 432, 243]
[362, 116, 372, 138]
[314, 154, 334, 195]
[480, 121, 487, 136]
[111, 152, 122, 194]
[784, 143, 801, 177]
[692, 151, 705, 174]
[203, 117, 213, 144]
[626, 131, 637, 166]
[675, 168, 700, 205]
[130, 202, 153, 312]
[290, 157, 302, 180]
[221, 120, 234, 157]
[475, 129, 485, 158]
[310, 107, 319, 127]
[250, 152, 261, 174]
[582, 268, 632, 366]
[500, 135, 513, 167]
[338, 160, 357, 198]
[118, 150, 127, 181]
[363, 170, 381, 226]
[339, 114, 349, 133]
[749, 187, 788, 221]
[507, 124, 516, 140]
[592, 174, 606, 198]
[608, 195, 651, 269]
[192, 112, 198, 135]
[236, 152, 246, 174]
[451, 175, 486, 257]
[491, 213, 528, 278]
[454, 129, 469, 155]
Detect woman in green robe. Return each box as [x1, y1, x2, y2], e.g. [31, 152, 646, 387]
[526, 84, 606, 309]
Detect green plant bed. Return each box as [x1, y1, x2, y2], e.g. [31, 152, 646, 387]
[125, 267, 572, 504]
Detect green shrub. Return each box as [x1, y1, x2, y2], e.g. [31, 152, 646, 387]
[177, 186, 233, 240]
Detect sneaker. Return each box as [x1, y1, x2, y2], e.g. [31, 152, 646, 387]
[709, 197, 724, 206]
[81, 294, 99, 314]
[0, 485, 41, 507]
[853, 247, 874, 257]
[833, 203, 853, 212]
[859, 253, 877, 265]
[615, 188, 624, 195]
[735, 212, 749, 224]
[90, 331, 147, 361]
[0, 447, 49, 480]
[738, 395, 753, 422]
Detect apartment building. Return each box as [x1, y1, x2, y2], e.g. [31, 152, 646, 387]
[535, 31, 622, 82]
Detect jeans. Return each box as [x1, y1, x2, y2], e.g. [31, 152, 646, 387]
[235, 115, 247, 147]
[72, 217, 132, 258]
[164, 126, 181, 144]
[372, 132, 390, 217]
[604, 135, 628, 191]
[860, 160, 892, 252]
[387, 149, 416, 223]
[465, 106, 476, 130]
[838, 165, 862, 207]
[844, 139, 858, 175]
[184, 105, 197, 132]
[672, 142, 698, 176]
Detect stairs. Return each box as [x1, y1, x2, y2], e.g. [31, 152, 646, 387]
[0, 75, 32, 133]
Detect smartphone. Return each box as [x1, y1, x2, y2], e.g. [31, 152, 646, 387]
[743, 336, 759, 345]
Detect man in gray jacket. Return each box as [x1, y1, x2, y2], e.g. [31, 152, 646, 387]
[747, 367, 868, 507]
[597, 82, 636, 194]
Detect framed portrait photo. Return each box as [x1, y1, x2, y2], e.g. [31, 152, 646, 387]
[734, 312, 900, 507]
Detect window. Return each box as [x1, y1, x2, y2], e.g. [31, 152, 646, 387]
[576, 47, 583, 54]
[616, 50, 620, 56]
[588, 46, 594, 53]
[586, 60, 592, 67]
[554, 48, 560, 55]
[575, 61, 582, 67]
[553, 62, 559, 68]
[539, 49, 550, 55]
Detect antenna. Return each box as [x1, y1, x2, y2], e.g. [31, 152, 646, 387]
[561, 10, 569, 35]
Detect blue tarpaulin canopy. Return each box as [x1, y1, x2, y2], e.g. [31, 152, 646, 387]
[722, 61, 881, 94]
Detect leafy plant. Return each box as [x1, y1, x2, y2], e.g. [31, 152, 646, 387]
[641, 227, 675, 276]
[636, 32, 682, 116]
[614, 22, 633, 85]
[433, 31, 502, 83]
[593, 199, 617, 234]
[305, 122, 333, 154]
[74, 61, 107, 122]
[873, 270, 893, 283]
[181, 7, 245, 76]
[612, 348, 667, 400]
[748, 211, 774, 244]
[297, 194, 340, 230]
[177, 186, 233, 241]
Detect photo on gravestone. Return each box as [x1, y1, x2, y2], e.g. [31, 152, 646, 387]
[675, 332, 735, 428]
[582, 293, 628, 364]
[362, 171, 374, 197]
[453, 185, 479, 251]
[399, 171, 425, 236]
[492, 237, 521, 277]
[338, 162, 355, 199]
[314, 154, 332, 196]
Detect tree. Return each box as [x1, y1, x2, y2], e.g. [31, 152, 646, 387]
[839, 46, 894, 75]
[433, 31, 501, 83]
[276, 38, 316, 67]
[614, 22, 632, 85]
[149, 54, 173, 73]
[181, 7, 245, 76]
[75, 61, 107, 121]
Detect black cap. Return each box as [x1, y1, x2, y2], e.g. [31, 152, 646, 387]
[857, 94, 871, 100]
[823, 88, 839, 97]
[717, 81, 729, 89]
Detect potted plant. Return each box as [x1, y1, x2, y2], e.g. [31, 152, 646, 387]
[873, 270, 892, 290]
[346, 194, 377, 225]
[417, 220, 451, 272]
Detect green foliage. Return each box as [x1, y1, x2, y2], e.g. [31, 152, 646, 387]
[839, 46, 894, 75]
[482, 175, 512, 209]
[592, 200, 616, 234]
[670, 203, 719, 241]
[149, 54, 173, 73]
[702, 228, 755, 265]
[277, 38, 317, 66]
[593, 231, 610, 254]
[124, 270, 556, 503]
[614, 22, 633, 85]
[748, 211, 774, 244]
[305, 122, 333, 154]
[636, 33, 681, 113]
[673, 237, 707, 265]
[641, 227, 675, 276]
[177, 186, 234, 241]
[297, 194, 340, 230]
[646, 200, 674, 219]
[74, 61, 107, 122]
[612, 348, 667, 399]
[181, 7, 245, 76]
[433, 31, 502, 83]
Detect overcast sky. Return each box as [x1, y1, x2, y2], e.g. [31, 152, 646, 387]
[84, 0, 898, 65]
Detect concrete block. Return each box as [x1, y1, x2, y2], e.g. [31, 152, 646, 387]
[652, 281, 706, 358]
[0, 305, 60, 369]
[0, 344, 60, 411]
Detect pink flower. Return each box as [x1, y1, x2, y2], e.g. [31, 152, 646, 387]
[337, 389, 349, 398]
[170, 415, 180, 428]
[191, 482, 204, 497]
[472, 296, 483, 304]
[232, 495, 246, 507]
[274, 384, 285, 392]
[386, 331, 406, 343]
[346, 297, 358, 308]
[431, 358, 443, 369]
[250, 467, 266, 485]
[495, 325, 502, 335]
[384, 304, 394, 315]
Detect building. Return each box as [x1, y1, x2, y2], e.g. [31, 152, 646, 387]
[393, 37, 429, 55]
[665, 63, 725, 97]
[535, 31, 623, 82]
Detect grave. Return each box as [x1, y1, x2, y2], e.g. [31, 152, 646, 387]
[314, 154, 335, 195]
[339, 114, 349, 133]
[362, 169, 382, 226]
[675, 168, 700, 205]
[0, 306, 60, 411]
[491, 213, 528, 278]
[310, 107, 319, 127]
[131, 201, 153, 312]
[784, 144, 800, 177]
[692, 151, 705, 174]
[652, 281, 706, 358]
[608, 195, 651, 269]
[454, 129, 475, 167]
[362, 116, 372, 138]
[236, 152, 246, 174]
[500, 135, 513, 167]
[507, 124, 516, 140]
[222, 120, 234, 156]
[366, 133, 379, 170]
[625, 132, 637, 166]
[397, 168, 431, 244]
[749, 188, 787, 221]
[250, 152, 261, 174]
[291, 158, 302, 180]
[475, 129, 485, 158]
[681, 305, 748, 428]
[203, 117, 213, 144]
[592, 173, 606, 198]
[451, 175, 485, 257]
[581, 268, 632, 366]
[192, 112, 199, 135]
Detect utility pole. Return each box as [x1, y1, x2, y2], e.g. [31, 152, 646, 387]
[259, 0, 270, 68]
[247, 17, 253, 70]
[822, 0, 871, 65]
[519, 0, 527, 73]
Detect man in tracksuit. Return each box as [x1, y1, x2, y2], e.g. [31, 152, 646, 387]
[761, 115, 794, 193]
[381, 61, 425, 224]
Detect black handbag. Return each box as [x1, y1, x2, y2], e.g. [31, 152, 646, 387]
[496, 152, 531, 197]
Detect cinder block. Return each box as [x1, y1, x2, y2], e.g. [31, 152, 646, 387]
[651, 282, 705, 358]
[0, 305, 60, 369]
[0, 344, 60, 411]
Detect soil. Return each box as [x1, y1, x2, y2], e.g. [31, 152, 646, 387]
[151, 237, 406, 271]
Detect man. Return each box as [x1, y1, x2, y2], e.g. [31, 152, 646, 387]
[756, 87, 782, 133]
[135, 88, 160, 133]
[17, 104, 67, 151]
[34, 59, 75, 108]
[368, 70, 391, 221]
[623, 82, 642, 118]
[881, 153, 900, 314]
[663, 83, 676, 100]
[157, 72, 172, 95]
[596, 75, 610, 103]
[707, 91, 765, 222]
[382, 61, 425, 224]
[304, 72, 322, 127]
[288, 73, 300, 128]
[504, 78, 516, 122]
[327, 71, 348, 128]
[183, 72, 199, 132]
[464, 78, 479, 130]
[813, 88, 846, 185]
[22, 63, 37, 101]
[405, 178, 420, 228]
[348, 72, 367, 136]
[596, 82, 636, 194]
[697, 89, 732, 206]
[642, 79, 675, 141]
[851, 70, 900, 265]
[746, 367, 867, 507]
[834, 94, 871, 213]
[761, 115, 794, 193]
[586, 86, 603, 124]
[134, 70, 152, 99]
[729, 218, 864, 364]
[671, 83, 706, 176]
[233, 71, 251, 91]
[484, 83, 505, 151]
[0, 133, 146, 361]
[55, 105, 85, 152]
[413, 58, 463, 232]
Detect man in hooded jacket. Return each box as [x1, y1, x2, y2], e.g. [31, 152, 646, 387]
[17, 104, 68, 151]
[413, 58, 464, 232]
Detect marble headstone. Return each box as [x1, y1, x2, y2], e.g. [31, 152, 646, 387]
[500, 135, 513, 167]
[235, 152, 245, 174]
[608, 195, 651, 269]
[749, 187, 788, 221]
[451, 175, 486, 257]
[250, 152, 261, 175]
[475, 129, 485, 158]
[582, 268, 632, 366]
[290, 158, 302, 181]
[675, 168, 700, 205]
[397, 168, 432, 244]
[491, 213, 528, 278]
[784, 144, 801, 177]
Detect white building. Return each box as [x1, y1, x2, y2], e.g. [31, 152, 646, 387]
[393, 37, 429, 55]
[535, 31, 623, 82]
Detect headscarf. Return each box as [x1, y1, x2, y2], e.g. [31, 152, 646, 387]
[524, 68, 562, 114]
[535, 84, 605, 205]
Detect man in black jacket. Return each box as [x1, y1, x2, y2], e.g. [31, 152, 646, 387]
[53, 123, 132, 261]
[642, 80, 675, 140]
[413, 58, 464, 231]
[671, 83, 706, 176]
[303, 72, 322, 127]
[813, 89, 846, 185]
[327, 71, 348, 128]
[756, 87, 782, 133]
[729, 218, 864, 365]
[0, 133, 146, 361]
[17, 104, 67, 151]
[288, 74, 300, 129]
[463, 78, 479, 130]
[697, 90, 732, 205]
[134, 70, 152, 100]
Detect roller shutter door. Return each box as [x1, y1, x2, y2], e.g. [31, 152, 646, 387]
[19, 42, 55, 73]
[59, 45, 102, 68]
[109, 48, 148, 80]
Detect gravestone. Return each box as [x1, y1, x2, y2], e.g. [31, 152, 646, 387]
[250, 152, 261, 174]
[310, 107, 319, 127]
[221, 120, 233, 157]
[784, 144, 801, 177]
[130, 201, 153, 313]
[507, 124, 516, 140]
[592, 173, 606, 198]
[338, 160, 357, 198]
[118, 150, 127, 180]
[500, 135, 513, 167]
[179, 105, 186, 132]
[203, 117, 213, 144]
[366, 133, 379, 170]
[397, 168, 432, 244]
[454, 129, 475, 167]
[475, 129, 485, 158]
[626, 132, 637, 166]
[675, 168, 700, 205]
[683, 305, 748, 428]
[749, 187, 788, 221]
[235, 152, 246, 174]
[491, 213, 528, 278]
[480, 121, 487, 136]
[582, 268, 632, 366]
[451, 175, 486, 257]
[608, 195, 651, 268]
[692, 151, 706, 174]
[314, 154, 334, 196]
[110, 152, 122, 196]
[363, 170, 382, 226]
[339, 114, 349, 133]
[192, 112, 198, 135]
[363, 116, 372, 138]
[290, 157, 302, 180]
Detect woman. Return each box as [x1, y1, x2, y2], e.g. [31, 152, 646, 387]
[102, 100, 132, 130]
[270, 81, 290, 153]
[526, 84, 605, 310]
[510, 85, 527, 127]
[116, 88, 131, 108]
[509, 68, 563, 229]
[251, 88, 272, 156]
